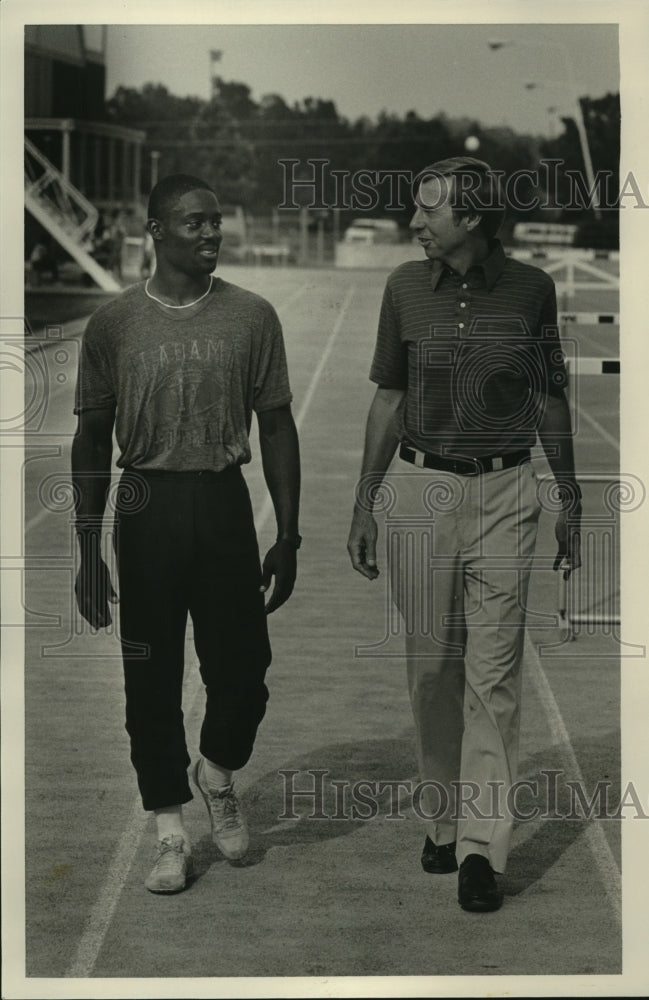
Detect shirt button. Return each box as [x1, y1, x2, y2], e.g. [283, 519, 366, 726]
[458, 322, 465, 329]
[460, 302, 467, 308]
[462, 283, 468, 289]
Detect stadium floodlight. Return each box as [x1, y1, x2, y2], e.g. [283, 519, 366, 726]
[487, 37, 601, 218]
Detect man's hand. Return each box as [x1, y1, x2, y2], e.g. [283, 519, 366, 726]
[75, 555, 118, 628]
[260, 540, 298, 614]
[553, 508, 582, 580]
[347, 507, 379, 580]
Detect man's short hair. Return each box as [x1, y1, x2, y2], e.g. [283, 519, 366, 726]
[413, 156, 505, 238]
[147, 174, 216, 222]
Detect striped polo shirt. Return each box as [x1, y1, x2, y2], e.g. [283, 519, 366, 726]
[370, 240, 568, 458]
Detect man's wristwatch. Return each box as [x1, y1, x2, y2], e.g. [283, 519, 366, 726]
[277, 534, 302, 550]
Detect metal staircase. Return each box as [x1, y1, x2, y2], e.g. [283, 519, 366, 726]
[24, 137, 121, 292]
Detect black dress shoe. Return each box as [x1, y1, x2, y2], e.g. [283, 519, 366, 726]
[458, 854, 504, 912]
[421, 836, 458, 874]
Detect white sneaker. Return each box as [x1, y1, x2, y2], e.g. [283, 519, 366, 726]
[144, 835, 193, 894]
[192, 759, 250, 860]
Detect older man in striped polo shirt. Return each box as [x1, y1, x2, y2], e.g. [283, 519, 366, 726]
[347, 156, 581, 912]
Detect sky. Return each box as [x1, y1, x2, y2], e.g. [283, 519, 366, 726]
[103, 22, 619, 137]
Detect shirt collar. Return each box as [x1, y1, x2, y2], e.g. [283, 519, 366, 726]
[429, 239, 506, 292]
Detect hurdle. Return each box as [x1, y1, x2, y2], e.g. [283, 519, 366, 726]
[510, 248, 619, 264]
[558, 312, 619, 326]
[538, 356, 620, 639]
[538, 249, 618, 302]
[509, 247, 619, 303]
[547, 253, 619, 287]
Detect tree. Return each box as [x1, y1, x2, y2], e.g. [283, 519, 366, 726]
[539, 92, 620, 245]
[106, 82, 256, 206]
[104, 77, 619, 246]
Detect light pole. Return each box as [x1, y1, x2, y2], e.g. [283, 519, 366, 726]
[150, 150, 160, 189]
[488, 38, 601, 219]
[525, 83, 568, 143]
[210, 49, 223, 99]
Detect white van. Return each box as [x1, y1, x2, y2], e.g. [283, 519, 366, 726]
[512, 222, 577, 246]
[342, 218, 400, 245]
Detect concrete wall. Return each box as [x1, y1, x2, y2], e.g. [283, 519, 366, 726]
[334, 241, 424, 269]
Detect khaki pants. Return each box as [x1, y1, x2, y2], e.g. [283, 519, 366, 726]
[386, 460, 541, 872]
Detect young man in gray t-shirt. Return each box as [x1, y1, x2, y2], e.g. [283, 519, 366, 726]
[72, 174, 301, 894]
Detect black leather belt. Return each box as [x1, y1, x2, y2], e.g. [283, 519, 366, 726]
[121, 465, 239, 480]
[399, 443, 531, 477]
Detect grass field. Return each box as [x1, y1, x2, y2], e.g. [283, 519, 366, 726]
[12, 257, 634, 990]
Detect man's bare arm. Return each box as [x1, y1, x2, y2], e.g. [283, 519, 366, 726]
[71, 406, 118, 627]
[257, 404, 301, 613]
[347, 387, 405, 580]
[535, 389, 582, 578]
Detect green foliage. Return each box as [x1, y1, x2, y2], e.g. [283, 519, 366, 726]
[106, 77, 620, 237]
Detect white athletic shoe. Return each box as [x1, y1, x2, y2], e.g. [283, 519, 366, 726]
[192, 759, 250, 860]
[145, 835, 193, 894]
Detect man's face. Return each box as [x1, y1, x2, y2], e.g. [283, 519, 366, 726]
[410, 176, 470, 262]
[153, 188, 223, 276]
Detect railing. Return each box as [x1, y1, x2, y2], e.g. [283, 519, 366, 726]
[509, 246, 619, 301]
[24, 137, 120, 292]
[25, 136, 98, 247]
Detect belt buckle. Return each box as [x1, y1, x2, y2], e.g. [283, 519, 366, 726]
[492, 456, 503, 471]
[413, 449, 425, 469]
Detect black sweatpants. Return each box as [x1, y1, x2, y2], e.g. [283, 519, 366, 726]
[114, 466, 272, 811]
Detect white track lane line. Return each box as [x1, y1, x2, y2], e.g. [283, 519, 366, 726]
[524, 632, 622, 925]
[276, 283, 310, 315]
[252, 282, 356, 530]
[64, 282, 355, 978]
[25, 504, 57, 534]
[65, 799, 150, 978]
[574, 398, 620, 452]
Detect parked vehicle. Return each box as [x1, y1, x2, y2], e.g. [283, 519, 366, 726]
[512, 221, 577, 246]
[342, 218, 400, 245]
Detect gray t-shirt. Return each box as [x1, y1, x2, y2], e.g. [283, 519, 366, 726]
[74, 279, 293, 471]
